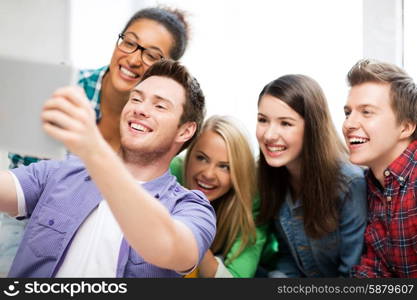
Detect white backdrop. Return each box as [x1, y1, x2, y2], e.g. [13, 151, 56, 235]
[1, 0, 417, 168]
[404, 0, 417, 80]
[72, 0, 364, 152]
[0, 0, 72, 169]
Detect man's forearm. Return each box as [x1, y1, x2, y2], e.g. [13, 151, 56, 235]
[197, 250, 218, 277]
[0, 171, 18, 216]
[82, 142, 198, 271]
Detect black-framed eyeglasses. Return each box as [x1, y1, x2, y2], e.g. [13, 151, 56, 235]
[117, 33, 164, 66]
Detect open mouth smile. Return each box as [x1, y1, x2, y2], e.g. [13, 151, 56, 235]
[348, 136, 369, 145]
[129, 121, 152, 133]
[120, 66, 139, 79]
[196, 179, 217, 191]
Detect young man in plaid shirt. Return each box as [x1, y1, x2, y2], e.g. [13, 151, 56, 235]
[342, 59, 417, 277]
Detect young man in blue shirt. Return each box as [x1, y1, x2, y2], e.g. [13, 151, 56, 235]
[0, 60, 216, 277]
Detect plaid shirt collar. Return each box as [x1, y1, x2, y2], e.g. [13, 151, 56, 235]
[366, 140, 417, 193]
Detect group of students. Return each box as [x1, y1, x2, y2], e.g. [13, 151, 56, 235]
[0, 6, 416, 278]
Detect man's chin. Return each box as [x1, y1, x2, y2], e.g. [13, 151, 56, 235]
[120, 144, 171, 165]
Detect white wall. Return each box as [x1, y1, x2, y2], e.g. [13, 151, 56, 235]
[0, 0, 72, 169]
[0, 0, 71, 62]
[363, 0, 403, 66]
[70, 0, 150, 69]
[1, 0, 413, 168]
[404, 0, 417, 79]
[147, 0, 363, 149]
[0, 154, 7, 170]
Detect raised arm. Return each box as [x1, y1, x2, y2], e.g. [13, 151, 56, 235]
[41, 86, 203, 272]
[0, 171, 18, 216]
[80, 143, 200, 272]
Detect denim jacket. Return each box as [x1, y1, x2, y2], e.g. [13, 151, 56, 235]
[270, 162, 367, 277]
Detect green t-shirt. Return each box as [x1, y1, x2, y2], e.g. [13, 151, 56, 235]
[169, 156, 274, 277]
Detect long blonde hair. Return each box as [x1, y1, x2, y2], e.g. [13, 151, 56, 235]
[184, 115, 257, 262]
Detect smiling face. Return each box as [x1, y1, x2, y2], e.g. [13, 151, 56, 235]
[343, 82, 409, 171]
[256, 94, 305, 174]
[185, 130, 232, 201]
[120, 75, 188, 159]
[108, 18, 174, 95]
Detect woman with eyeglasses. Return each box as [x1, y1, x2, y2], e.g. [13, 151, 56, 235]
[2, 6, 189, 277]
[9, 6, 189, 168]
[170, 116, 268, 277]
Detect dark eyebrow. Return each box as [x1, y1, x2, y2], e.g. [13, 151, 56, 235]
[257, 112, 269, 119]
[358, 104, 379, 110]
[130, 89, 142, 98]
[277, 117, 297, 121]
[154, 95, 174, 109]
[124, 31, 164, 54]
[130, 89, 141, 98]
[130, 89, 174, 107]
[344, 104, 379, 111]
[196, 150, 208, 159]
[258, 112, 296, 122]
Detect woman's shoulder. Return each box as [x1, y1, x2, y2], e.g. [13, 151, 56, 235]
[338, 161, 365, 181]
[169, 155, 185, 184]
[337, 161, 367, 206]
[77, 66, 108, 84]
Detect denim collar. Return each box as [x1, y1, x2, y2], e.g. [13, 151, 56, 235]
[285, 190, 302, 210]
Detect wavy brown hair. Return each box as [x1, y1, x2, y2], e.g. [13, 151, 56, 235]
[257, 75, 347, 239]
[184, 116, 256, 262]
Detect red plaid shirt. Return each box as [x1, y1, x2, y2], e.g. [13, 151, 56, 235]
[353, 140, 417, 277]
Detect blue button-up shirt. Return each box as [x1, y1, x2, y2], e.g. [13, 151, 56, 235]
[8, 155, 216, 277]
